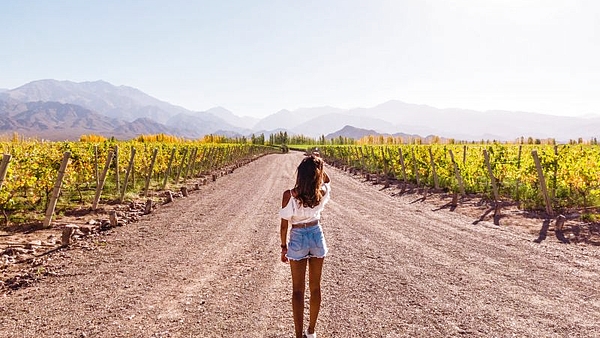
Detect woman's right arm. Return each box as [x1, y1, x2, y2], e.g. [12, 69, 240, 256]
[280, 190, 292, 263]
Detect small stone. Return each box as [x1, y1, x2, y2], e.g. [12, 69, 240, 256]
[61, 225, 79, 246]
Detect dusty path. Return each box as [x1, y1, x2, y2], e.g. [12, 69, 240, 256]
[1, 152, 599, 337]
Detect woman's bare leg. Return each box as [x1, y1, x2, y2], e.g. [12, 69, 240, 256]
[307, 257, 324, 334]
[290, 259, 308, 338]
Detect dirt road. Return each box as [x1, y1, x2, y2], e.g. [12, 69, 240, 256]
[1, 152, 599, 337]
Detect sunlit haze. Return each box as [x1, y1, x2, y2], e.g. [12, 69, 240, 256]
[1, 0, 598, 118]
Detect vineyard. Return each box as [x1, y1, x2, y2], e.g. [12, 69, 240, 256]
[2, 140, 600, 226]
[0, 140, 278, 225]
[318, 144, 600, 217]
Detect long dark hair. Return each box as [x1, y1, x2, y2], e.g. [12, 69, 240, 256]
[294, 155, 325, 208]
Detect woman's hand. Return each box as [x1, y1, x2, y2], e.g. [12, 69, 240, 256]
[281, 247, 288, 263]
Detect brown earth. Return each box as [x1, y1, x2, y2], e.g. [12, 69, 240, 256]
[1, 152, 600, 337]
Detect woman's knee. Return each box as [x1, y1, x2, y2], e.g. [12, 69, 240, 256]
[292, 289, 305, 300]
[309, 286, 321, 297]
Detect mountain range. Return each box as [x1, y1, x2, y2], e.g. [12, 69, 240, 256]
[0, 79, 598, 142]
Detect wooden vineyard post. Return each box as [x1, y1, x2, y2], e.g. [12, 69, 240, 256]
[428, 148, 439, 189]
[143, 148, 159, 197]
[398, 148, 408, 183]
[532, 150, 553, 217]
[0, 154, 11, 191]
[212, 147, 222, 171]
[195, 147, 207, 177]
[183, 147, 197, 183]
[214, 147, 221, 173]
[114, 145, 120, 197]
[358, 147, 366, 175]
[412, 148, 420, 186]
[193, 147, 202, 175]
[119, 147, 136, 203]
[43, 152, 71, 227]
[382, 147, 389, 178]
[202, 147, 215, 175]
[94, 145, 99, 187]
[175, 147, 189, 184]
[515, 145, 522, 202]
[369, 147, 378, 179]
[191, 147, 200, 177]
[352, 146, 361, 173]
[448, 150, 465, 197]
[342, 147, 349, 169]
[483, 149, 499, 202]
[162, 147, 176, 189]
[131, 158, 135, 189]
[463, 145, 467, 166]
[552, 145, 558, 200]
[92, 151, 115, 210]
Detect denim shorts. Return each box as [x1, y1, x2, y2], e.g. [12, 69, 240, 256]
[286, 224, 328, 261]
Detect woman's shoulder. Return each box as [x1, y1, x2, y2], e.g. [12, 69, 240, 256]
[283, 188, 298, 197]
[282, 188, 295, 208]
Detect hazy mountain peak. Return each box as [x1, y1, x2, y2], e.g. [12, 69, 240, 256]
[202, 106, 258, 129]
[3, 79, 192, 124]
[325, 125, 379, 140]
[206, 106, 234, 116]
[254, 106, 345, 132]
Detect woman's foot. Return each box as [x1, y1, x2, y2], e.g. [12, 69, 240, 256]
[305, 330, 316, 338]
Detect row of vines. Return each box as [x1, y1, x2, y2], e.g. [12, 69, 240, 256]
[0, 141, 278, 225]
[318, 144, 600, 214]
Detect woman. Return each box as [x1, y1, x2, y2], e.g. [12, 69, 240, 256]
[279, 155, 331, 338]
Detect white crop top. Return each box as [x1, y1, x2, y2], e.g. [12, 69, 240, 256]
[279, 183, 331, 225]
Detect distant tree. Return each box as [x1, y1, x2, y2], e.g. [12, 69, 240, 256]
[80, 134, 107, 142]
[319, 135, 326, 145]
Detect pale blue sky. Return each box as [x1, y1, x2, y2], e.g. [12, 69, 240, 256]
[1, 0, 598, 118]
